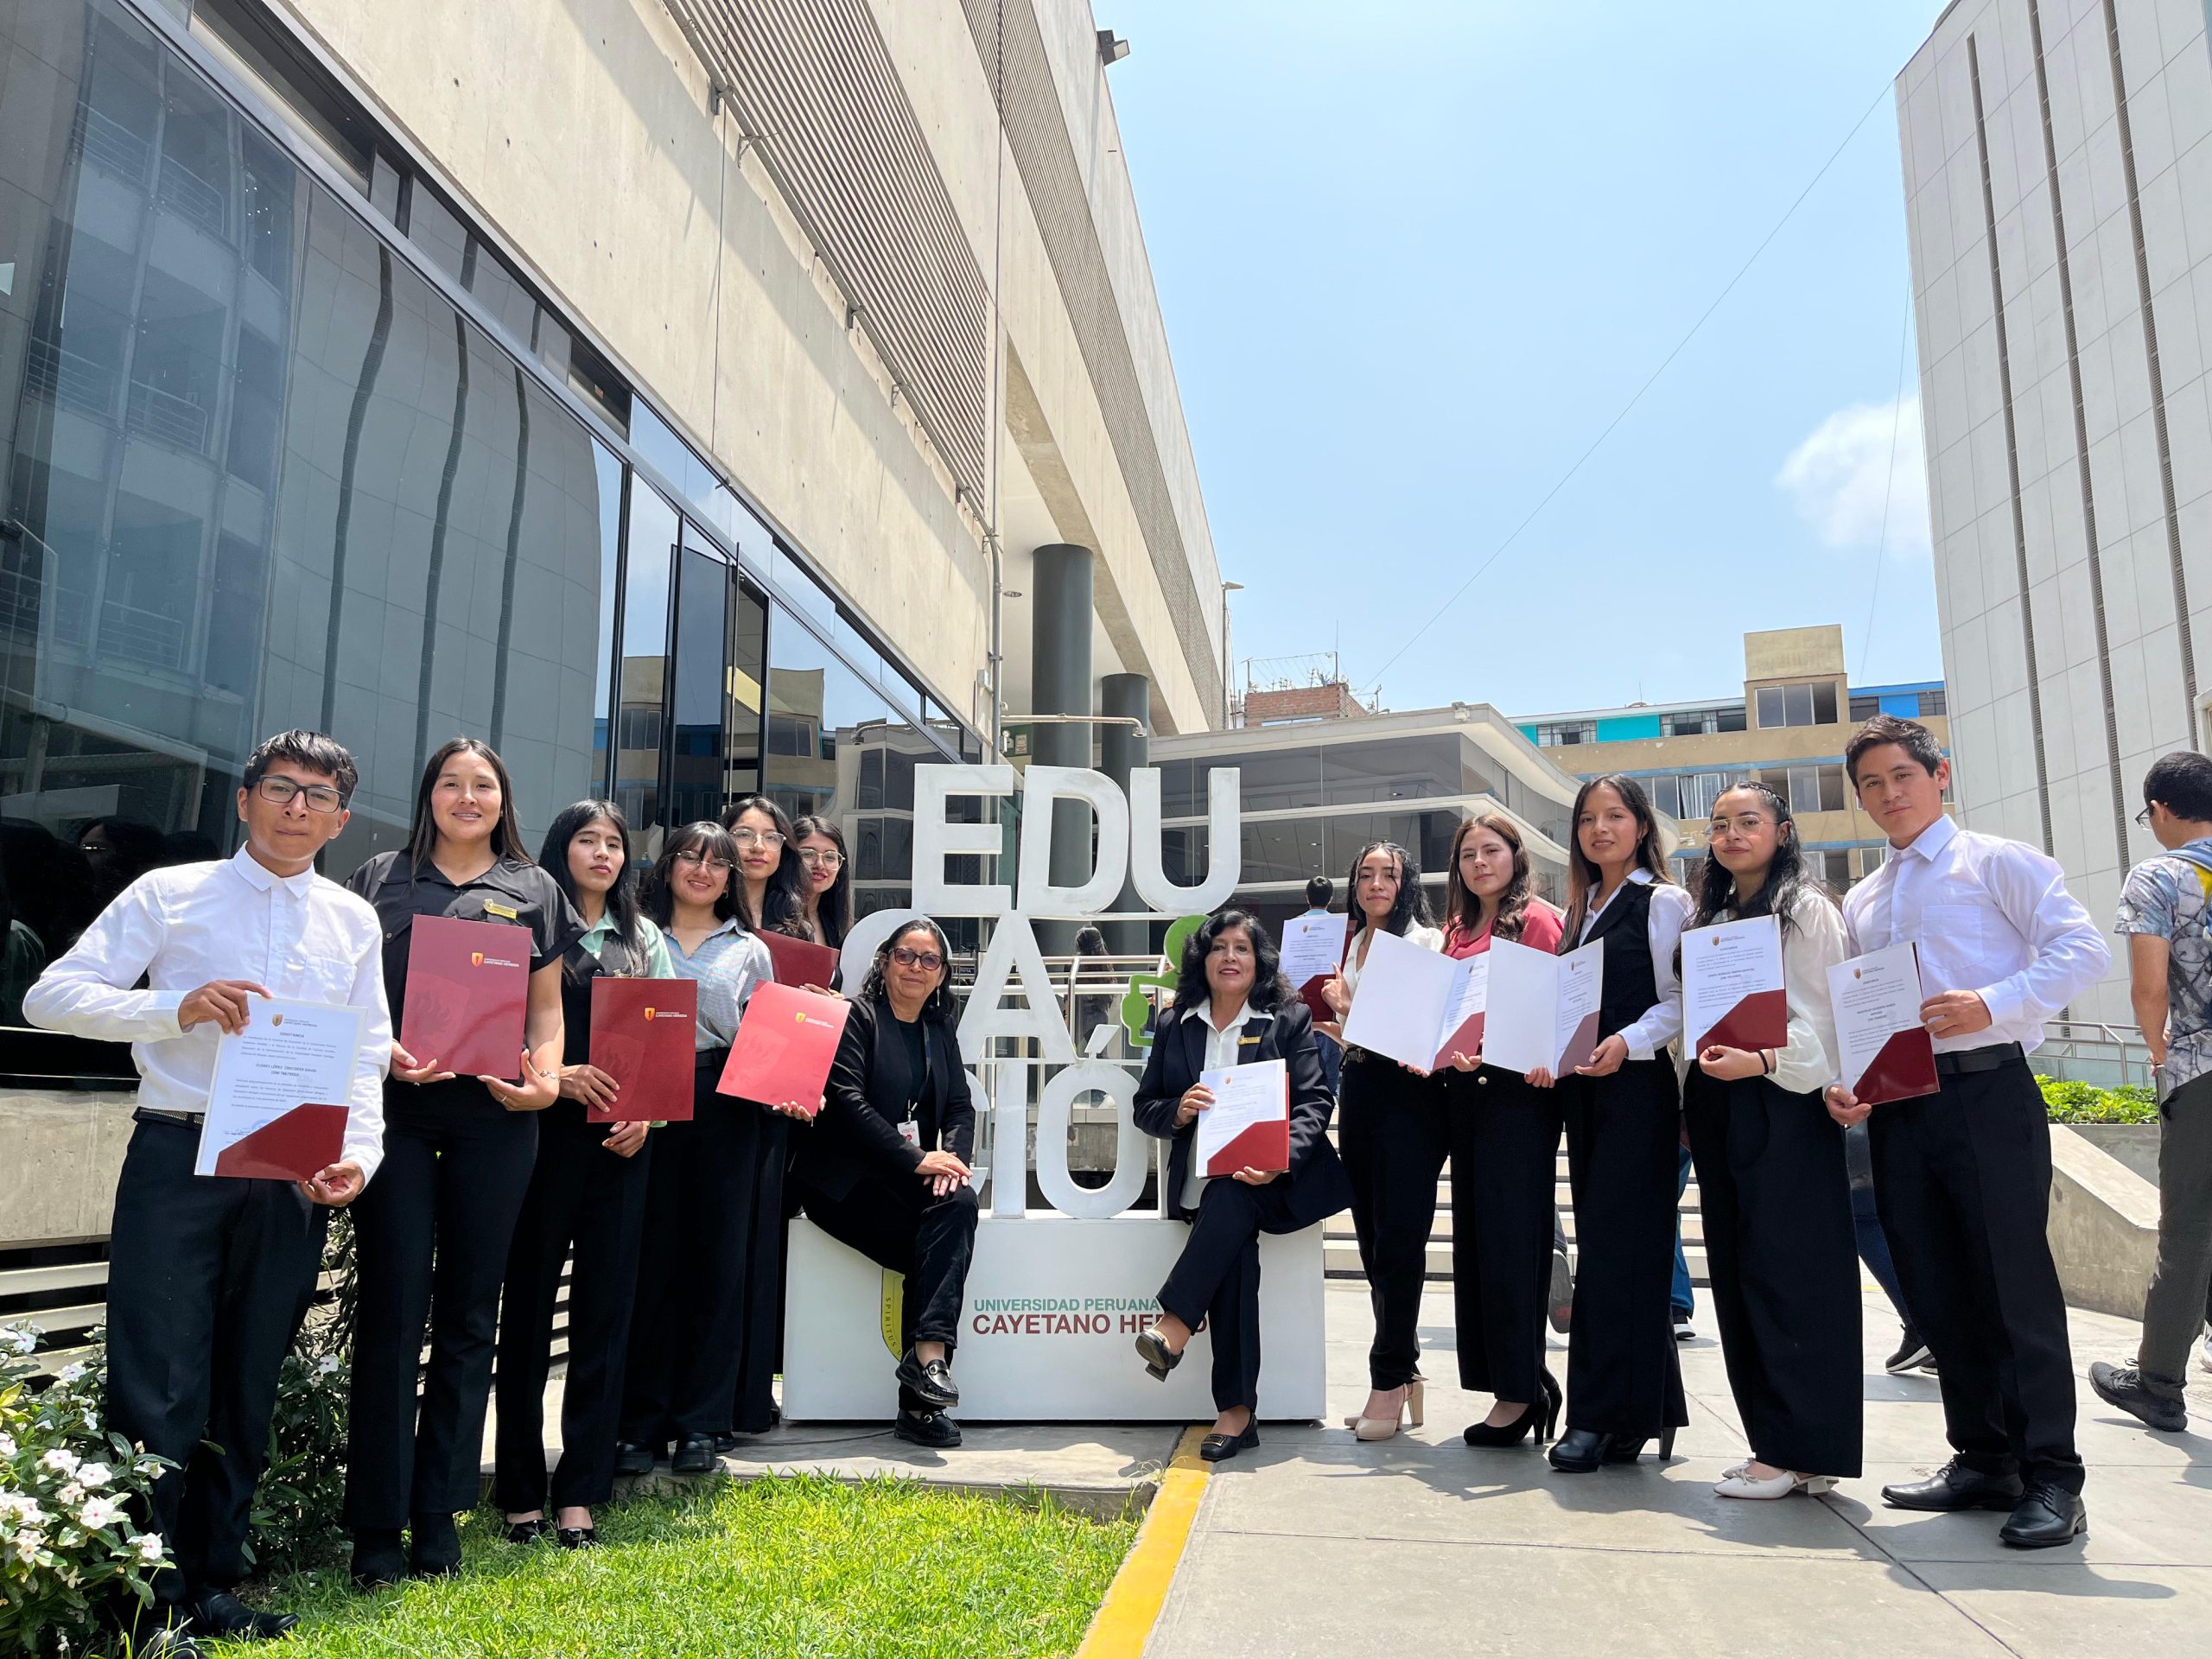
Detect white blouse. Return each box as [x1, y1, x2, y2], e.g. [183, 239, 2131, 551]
[1575, 868, 1694, 1061]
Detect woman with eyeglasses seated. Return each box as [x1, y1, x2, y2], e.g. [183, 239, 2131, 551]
[615, 823, 794, 1475]
[1132, 910, 1352, 1462]
[790, 815, 853, 952]
[789, 918, 978, 1448]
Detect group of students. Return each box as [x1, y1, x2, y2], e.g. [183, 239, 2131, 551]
[1126, 713, 2118, 1554]
[23, 729, 977, 1656]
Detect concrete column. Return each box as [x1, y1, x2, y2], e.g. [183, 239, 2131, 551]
[1099, 671, 1151, 955]
[1029, 544, 1094, 955]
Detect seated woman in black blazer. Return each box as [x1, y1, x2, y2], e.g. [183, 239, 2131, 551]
[1131, 909, 1353, 1461]
[789, 917, 978, 1448]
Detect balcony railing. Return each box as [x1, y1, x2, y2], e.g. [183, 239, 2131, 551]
[98, 594, 188, 671]
[125, 377, 210, 451]
[70, 99, 150, 184]
[156, 153, 226, 238]
[24, 338, 118, 419]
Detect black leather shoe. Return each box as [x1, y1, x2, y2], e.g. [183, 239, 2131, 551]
[188, 1588, 298, 1641]
[893, 1408, 963, 1449]
[2090, 1360, 2188, 1432]
[614, 1440, 658, 1476]
[350, 1528, 406, 1591]
[1548, 1428, 1611, 1472]
[1135, 1324, 1183, 1381]
[1880, 1458, 2024, 1512]
[409, 1511, 461, 1578]
[713, 1432, 741, 1454]
[503, 1518, 550, 1545]
[556, 1527, 600, 1550]
[896, 1347, 961, 1408]
[1999, 1484, 2087, 1548]
[671, 1433, 719, 1475]
[1199, 1422, 1260, 1462]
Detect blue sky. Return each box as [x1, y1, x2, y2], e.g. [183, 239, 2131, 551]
[1100, 1, 1952, 716]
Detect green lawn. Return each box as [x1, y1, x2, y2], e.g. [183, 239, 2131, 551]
[208, 1476, 1135, 1659]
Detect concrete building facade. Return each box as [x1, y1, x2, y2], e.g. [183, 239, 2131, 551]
[1898, 0, 2212, 1024]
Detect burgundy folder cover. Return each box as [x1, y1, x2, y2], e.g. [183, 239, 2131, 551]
[1697, 988, 1789, 1056]
[588, 977, 699, 1122]
[1203, 1065, 1291, 1178]
[399, 913, 530, 1079]
[1855, 1025, 1941, 1105]
[1557, 1009, 1603, 1075]
[717, 982, 850, 1117]
[761, 931, 840, 991]
[1434, 1008, 1485, 1071]
[210, 1103, 347, 1182]
[1298, 976, 1335, 1025]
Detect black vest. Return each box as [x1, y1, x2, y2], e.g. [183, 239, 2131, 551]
[1579, 878, 1659, 1042]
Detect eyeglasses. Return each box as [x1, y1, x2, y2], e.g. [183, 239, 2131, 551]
[729, 828, 785, 849]
[253, 777, 346, 813]
[674, 849, 734, 874]
[2135, 804, 2154, 827]
[891, 944, 944, 972]
[798, 849, 843, 869]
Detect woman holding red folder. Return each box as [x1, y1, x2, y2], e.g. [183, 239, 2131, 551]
[1318, 840, 1444, 1442]
[1439, 813, 1567, 1449]
[1132, 911, 1351, 1460]
[791, 918, 978, 1447]
[495, 801, 674, 1548]
[344, 739, 580, 1588]
[1541, 775, 1694, 1475]
[617, 822, 791, 1473]
[1681, 782, 1861, 1498]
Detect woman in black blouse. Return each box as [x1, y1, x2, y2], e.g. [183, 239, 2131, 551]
[788, 917, 977, 1448]
[344, 738, 580, 1587]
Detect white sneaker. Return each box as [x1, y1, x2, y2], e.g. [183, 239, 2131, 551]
[2198, 1329, 2212, 1375]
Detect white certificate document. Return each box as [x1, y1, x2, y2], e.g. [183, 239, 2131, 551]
[1277, 913, 1343, 989]
[1483, 938, 1605, 1077]
[1826, 942, 1939, 1103]
[1681, 913, 1786, 1053]
[1196, 1056, 1289, 1175]
[195, 999, 364, 1176]
[1339, 929, 1488, 1069]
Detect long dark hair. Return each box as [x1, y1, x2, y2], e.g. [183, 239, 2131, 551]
[719, 794, 807, 933]
[406, 738, 530, 870]
[1343, 840, 1432, 944]
[1442, 811, 1535, 944]
[856, 917, 959, 1024]
[643, 821, 747, 926]
[539, 800, 649, 979]
[791, 813, 853, 947]
[1561, 774, 1670, 943]
[1170, 908, 1291, 1014]
[1691, 780, 1826, 938]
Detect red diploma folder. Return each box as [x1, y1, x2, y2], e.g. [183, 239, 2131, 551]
[717, 981, 850, 1117]
[588, 977, 699, 1122]
[208, 1103, 348, 1182]
[1698, 989, 1789, 1055]
[399, 914, 531, 1080]
[1854, 1027, 1941, 1105]
[760, 930, 840, 991]
[1202, 1064, 1290, 1178]
[1297, 976, 1335, 1026]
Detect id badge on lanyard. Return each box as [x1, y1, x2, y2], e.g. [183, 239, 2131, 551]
[899, 1022, 931, 1149]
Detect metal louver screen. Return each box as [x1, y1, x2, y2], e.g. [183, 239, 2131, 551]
[661, 0, 992, 498]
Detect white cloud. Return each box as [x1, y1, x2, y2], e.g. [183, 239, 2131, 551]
[1775, 395, 1930, 558]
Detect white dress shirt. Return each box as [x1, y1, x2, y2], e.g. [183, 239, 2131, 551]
[1180, 998, 1261, 1208]
[1577, 868, 1694, 1061]
[1840, 814, 2110, 1056]
[23, 846, 392, 1179]
[1700, 888, 1849, 1096]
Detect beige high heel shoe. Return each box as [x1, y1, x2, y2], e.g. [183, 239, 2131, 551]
[1352, 1380, 1425, 1441]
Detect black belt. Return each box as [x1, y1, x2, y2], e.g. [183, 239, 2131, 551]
[1934, 1042, 2024, 1077]
[134, 1106, 206, 1128]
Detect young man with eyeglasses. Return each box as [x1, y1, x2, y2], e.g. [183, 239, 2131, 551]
[24, 730, 391, 1653]
[2089, 752, 2212, 1433]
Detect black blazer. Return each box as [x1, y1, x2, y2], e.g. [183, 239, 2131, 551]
[795, 994, 976, 1201]
[1132, 999, 1351, 1225]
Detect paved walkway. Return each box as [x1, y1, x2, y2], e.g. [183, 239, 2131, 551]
[1144, 1281, 2212, 1657]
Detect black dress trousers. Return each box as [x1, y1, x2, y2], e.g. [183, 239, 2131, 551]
[1869, 1058, 2082, 1492]
[104, 1118, 327, 1607]
[1444, 1066, 1561, 1405]
[1156, 1175, 1308, 1413]
[621, 1054, 788, 1445]
[1560, 1058, 1688, 1440]
[797, 1173, 979, 1412]
[1337, 1052, 1450, 1391]
[1684, 1069, 1863, 1476]
[493, 1105, 653, 1513]
[344, 1084, 539, 1529]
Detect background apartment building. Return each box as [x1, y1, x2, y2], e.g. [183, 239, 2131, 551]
[1898, 0, 2212, 1025]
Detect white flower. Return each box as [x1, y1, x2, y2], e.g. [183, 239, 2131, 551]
[10, 1529, 42, 1564]
[0, 1431, 16, 1456]
[0, 1325, 37, 1357]
[130, 1532, 166, 1564]
[78, 1497, 121, 1530]
[315, 1354, 340, 1376]
[55, 1482, 85, 1507]
[79, 1410, 97, 1433]
[0, 1493, 44, 1525]
[38, 1448, 79, 1478]
[134, 1458, 163, 1478]
[75, 1462, 111, 1490]
[54, 1362, 86, 1385]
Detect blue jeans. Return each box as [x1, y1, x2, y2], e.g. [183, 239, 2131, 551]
[1671, 1142, 1694, 1316]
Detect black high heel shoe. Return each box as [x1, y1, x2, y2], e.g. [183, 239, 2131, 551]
[1135, 1323, 1183, 1381]
[1473, 1369, 1565, 1446]
[1593, 1425, 1681, 1465]
[1548, 1428, 1611, 1472]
